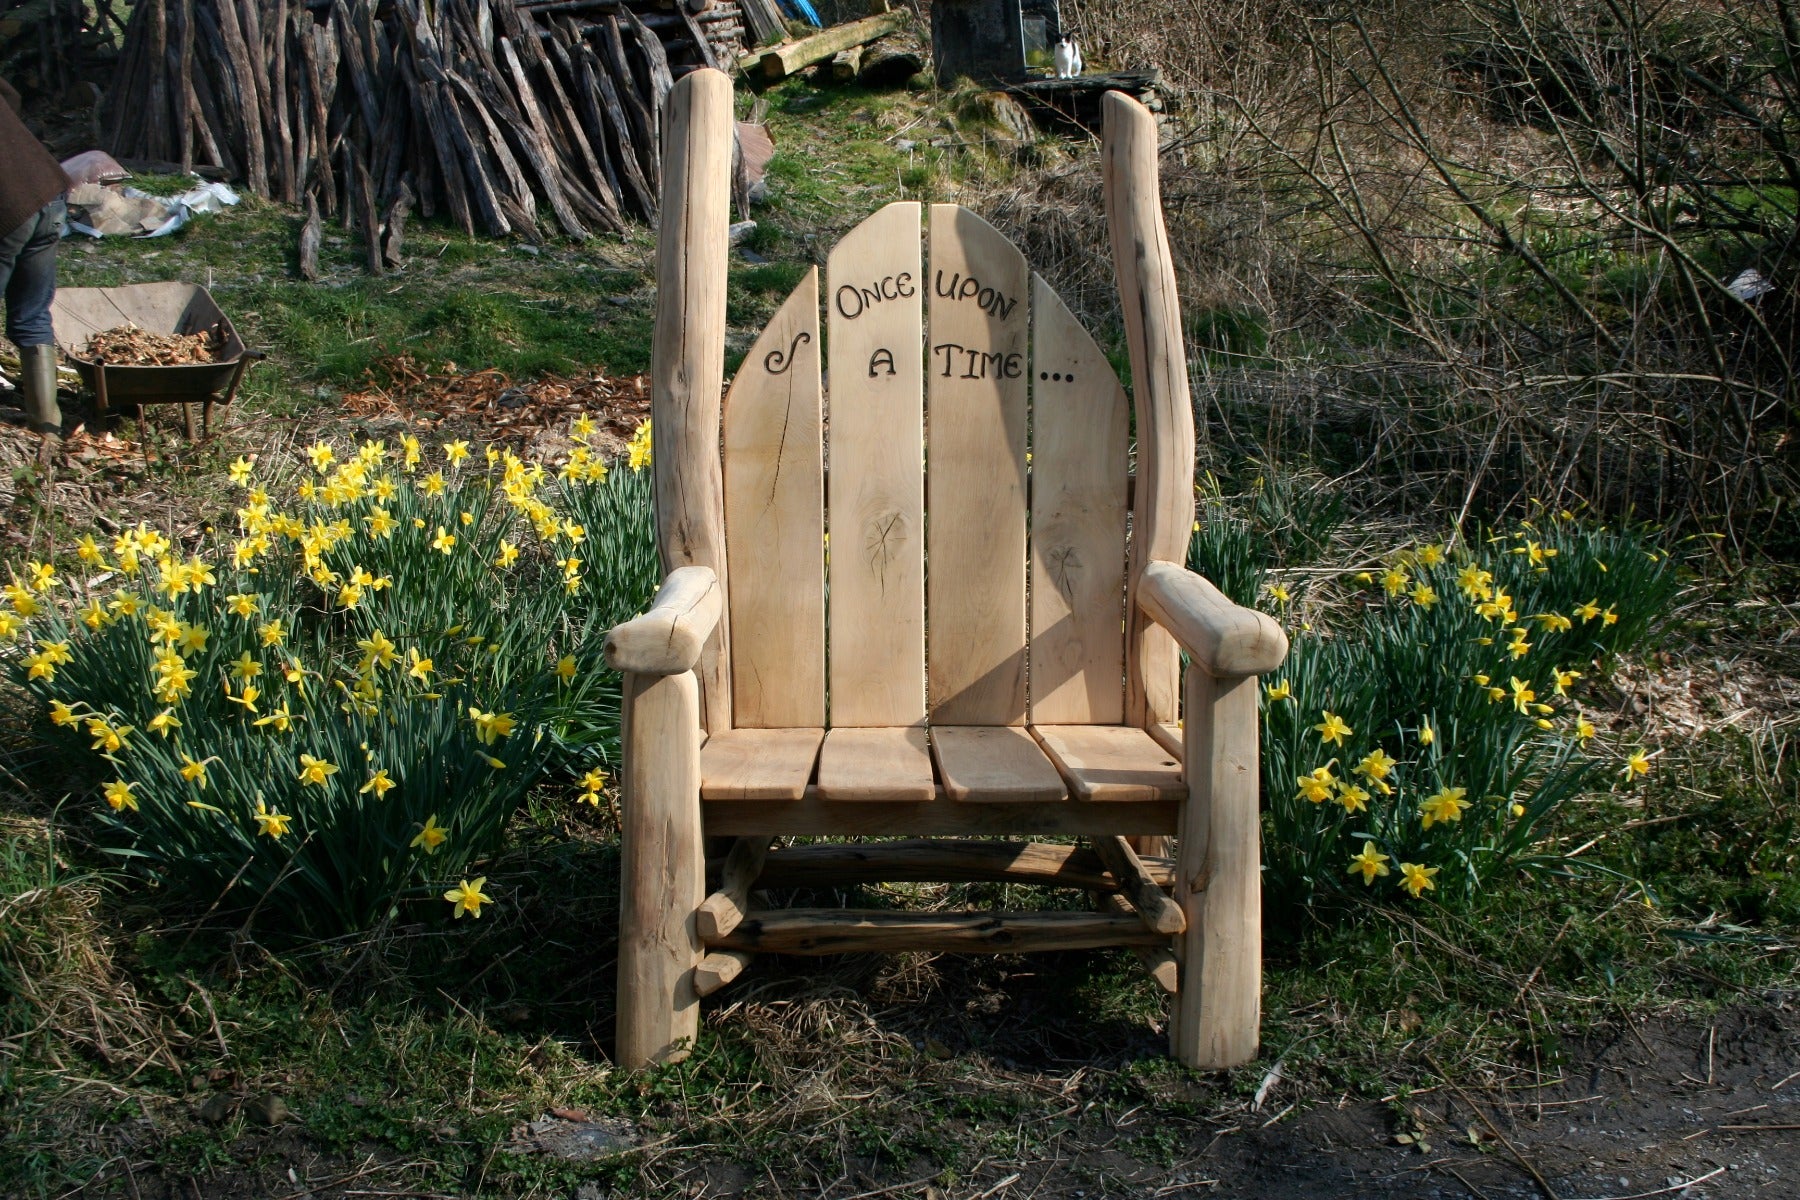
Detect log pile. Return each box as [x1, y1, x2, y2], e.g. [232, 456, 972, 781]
[102, 0, 750, 252]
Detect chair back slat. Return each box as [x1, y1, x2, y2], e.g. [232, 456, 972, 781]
[925, 204, 1030, 726]
[722, 267, 825, 728]
[826, 201, 927, 727]
[1028, 273, 1129, 724]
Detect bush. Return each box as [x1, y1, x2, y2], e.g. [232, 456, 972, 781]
[1255, 509, 1679, 914]
[1, 423, 659, 936]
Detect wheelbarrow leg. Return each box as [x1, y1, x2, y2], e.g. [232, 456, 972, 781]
[92, 359, 110, 427]
[182, 402, 195, 440]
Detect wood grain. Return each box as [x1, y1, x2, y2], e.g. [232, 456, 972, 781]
[815, 726, 935, 801]
[722, 267, 824, 727]
[651, 68, 735, 732]
[1172, 665, 1263, 1069]
[700, 728, 824, 801]
[930, 725, 1066, 803]
[926, 204, 1030, 725]
[1031, 725, 1186, 803]
[1102, 91, 1197, 729]
[747, 839, 1174, 891]
[827, 201, 926, 727]
[712, 909, 1167, 954]
[1028, 272, 1129, 725]
[616, 670, 705, 1068]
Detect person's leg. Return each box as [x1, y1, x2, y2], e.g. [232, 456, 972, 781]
[4, 198, 67, 434]
[4, 197, 65, 348]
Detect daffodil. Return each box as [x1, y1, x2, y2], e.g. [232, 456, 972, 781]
[226, 684, 261, 713]
[1354, 748, 1396, 782]
[555, 655, 577, 683]
[1381, 568, 1409, 596]
[1409, 583, 1439, 608]
[253, 703, 295, 733]
[1295, 766, 1337, 804]
[76, 534, 107, 565]
[253, 800, 293, 839]
[1313, 710, 1353, 746]
[1456, 564, 1493, 600]
[1574, 599, 1601, 622]
[1622, 748, 1651, 778]
[1574, 715, 1596, 741]
[406, 648, 433, 683]
[578, 767, 607, 805]
[1508, 676, 1536, 713]
[49, 699, 80, 726]
[1348, 841, 1390, 885]
[1335, 780, 1371, 814]
[1267, 583, 1291, 606]
[1265, 679, 1291, 702]
[468, 707, 516, 745]
[431, 526, 456, 554]
[495, 540, 520, 569]
[225, 592, 259, 619]
[627, 420, 652, 472]
[1416, 544, 1445, 568]
[411, 814, 448, 854]
[1398, 861, 1439, 898]
[232, 651, 264, 681]
[298, 753, 340, 787]
[445, 876, 493, 918]
[103, 779, 139, 812]
[360, 769, 396, 799]
[422, 472, 447, 497]
[180, 755, 212, 788]
[445, 439, 471, 466]
[259, 619, 286, 648]
[1419, 785, 1470, 829]
[1601, 605, 1619, 627]
[148, 709, 182, 737]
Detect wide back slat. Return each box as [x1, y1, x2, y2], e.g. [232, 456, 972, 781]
[827, 201, 927, 727]
[926, 204, 1030, 726]
[1028, 274, 1129, 724]
[722, 268, 825, 728]
[720, 203, 1133, 735]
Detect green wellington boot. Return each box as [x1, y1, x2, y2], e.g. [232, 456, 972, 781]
[18, 344, 63, 437]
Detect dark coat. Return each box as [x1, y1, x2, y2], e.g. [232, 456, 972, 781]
[0, 78, 72, 238]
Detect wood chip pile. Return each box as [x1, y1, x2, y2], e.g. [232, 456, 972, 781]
[102, 0, 751, 248]
[82, 325, 225, 365]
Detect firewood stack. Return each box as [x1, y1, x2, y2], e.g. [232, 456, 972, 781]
[102, 0, 752, 251]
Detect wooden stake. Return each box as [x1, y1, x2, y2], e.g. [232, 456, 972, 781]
[651, 67, 735, 732]
[616, 670, 705, 1068]
[713, 909, 1168, 955]
[1091, 836, 1186, 935]
[696, 835, 771, 941]
[1172, 665, 1262, 1070]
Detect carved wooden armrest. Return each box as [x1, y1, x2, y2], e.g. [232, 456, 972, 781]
[1137, 560, 1288, 678]
[603, 566, 724, 675]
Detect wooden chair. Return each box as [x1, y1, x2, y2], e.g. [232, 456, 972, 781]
[604, 68, 1288, 1072]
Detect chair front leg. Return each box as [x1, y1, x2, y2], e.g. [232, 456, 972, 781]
[1172, 664, 1262, 1070]
[617, 669, 706, 1068]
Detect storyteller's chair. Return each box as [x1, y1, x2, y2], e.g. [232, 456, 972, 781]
[604, 68, 1288, 1070]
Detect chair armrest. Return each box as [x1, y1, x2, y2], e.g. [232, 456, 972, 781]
[1137, 560, 1288, 678]
[604, 566, 724, 675]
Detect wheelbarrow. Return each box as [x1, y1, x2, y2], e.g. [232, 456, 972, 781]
[50, 282, 264, 439]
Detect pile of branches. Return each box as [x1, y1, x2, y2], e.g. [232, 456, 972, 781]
[102, 0, 742, 250]
[1, 0, 127, 102]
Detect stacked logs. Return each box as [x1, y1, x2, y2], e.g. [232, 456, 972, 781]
[102, 0, 748, 250]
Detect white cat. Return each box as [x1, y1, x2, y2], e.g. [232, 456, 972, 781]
[1053, 36, 1083, 79]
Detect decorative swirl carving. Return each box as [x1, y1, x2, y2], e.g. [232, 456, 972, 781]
[763, 330, 813, 375]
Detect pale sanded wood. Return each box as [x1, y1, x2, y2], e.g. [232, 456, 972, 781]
[1172, 666, 1262, 1070]
[1028, 272, 1129, 725]
[1090, 835, 1185, 935]
[712, 909, 1167, 954]
[693, 949, 752, 997]
[749, 839, 1173, 891]
[699, 728, 824, 801]
[926, 204, 1030, 725]
[605, 566, 724, 675]
[706, 795, 1177, 837]
[815, 726, 934, 801]
[722, 268, 824, 728]
[616, 670, 705, 1068]
[696, 835, 772, 940]
[827, 201, 926, 727]
[1148, 723, 1183, 762]
[1099, 893, 1181, 993]
[1103, 91, 1196, 729]
[930, 725, 1066, 804]
[1139, 561, 1289, 678]
[651, 69, 736, 732]
[1031, 724, 1185, 803]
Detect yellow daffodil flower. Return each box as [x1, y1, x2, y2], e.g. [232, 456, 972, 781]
[1416, 544, 1445, 568]
[49, 699, 80, 727]
[103, 779, 139, 812]
[445, 440, 471, 466]
[1265, 679, 1291, 701]
[1574, 716, 1596, 741]
[445, 876, 493, 918]
[431, 526, 456, 554]
[1354, 749, 1396, 781]
[1418, 721, 1435, 746]
[1508, 677, 1535, 713]
[407, 648, 434, 683]
[360, 769, 396, 799]
[1348, 841, 1390, 885]
[298, 753, 340, 787]
[495, 539, 520, 569]
[411, 814, 448, 854]
[148, 710, 181, 738]
[1622, 749, 1651, 778]
[180, 755, 212, 788]
[1335, 780, 1371, 814]
[1574, 599, 1601, 622]
[253, 800, 293, 839]
[555, 655, 577, 683]
[1313, 710, 1353, 746]
[627, 420, 653, 472]
[1267, 583, 1291, 606]
[1399, 861, 1439, 898]
[1295, 766, 1336, 804]
[1409, 583, 1439, 608]
[422, 471, 447, 497]
[1420, 785, 1470, 829]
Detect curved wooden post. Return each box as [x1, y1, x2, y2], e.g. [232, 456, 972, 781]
[651, 67, 735, 732]
[1102, 90, 1196, 730]
[1172, 664, 1261, 1069]
[617, 669, 706, 1068]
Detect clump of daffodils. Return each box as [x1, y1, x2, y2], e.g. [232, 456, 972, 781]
[1256, 509, 1676, 911]
[5, 419, 654, 935]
